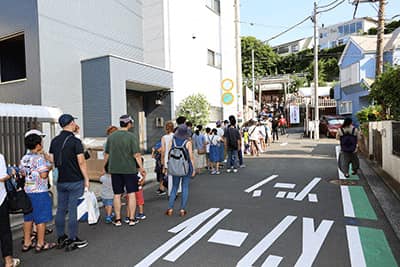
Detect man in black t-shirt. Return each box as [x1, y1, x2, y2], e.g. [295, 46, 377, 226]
[49, 114, 89, 251]
[224, 116, 241, 173]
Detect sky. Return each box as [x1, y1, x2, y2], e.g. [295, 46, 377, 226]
[240, 0, 399, 46]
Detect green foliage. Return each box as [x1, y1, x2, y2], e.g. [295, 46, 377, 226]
[368, 20, 400, 35]
[356, 105, 383, 136]
[288, 75, 307, 94]
[369, 66, 400, 120]
[176, 94, 210, 126]
[241, 36, 278, 80]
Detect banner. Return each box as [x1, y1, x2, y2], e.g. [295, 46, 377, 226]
[290, 105, 300, 124]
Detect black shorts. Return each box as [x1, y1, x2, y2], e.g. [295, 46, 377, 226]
[111, 173, 139, 194]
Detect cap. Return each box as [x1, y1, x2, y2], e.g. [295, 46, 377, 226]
[216, 120, 222, 126]
[154, 141, 162, 150]
[24, 129, 45, 138]
[119, 115, 134, 124]
[58, 114, 77, 128]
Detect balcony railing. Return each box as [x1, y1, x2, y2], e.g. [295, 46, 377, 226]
[290, 97, 336, 108]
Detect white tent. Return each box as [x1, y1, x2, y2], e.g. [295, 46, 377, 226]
[0, 103, 62, 122]
[298, 87, 331, 97]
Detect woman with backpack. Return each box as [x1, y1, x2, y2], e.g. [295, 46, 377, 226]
[0, 153, 21, 267]
[165, 124, 195, 217]
[336, 117, 360, 178]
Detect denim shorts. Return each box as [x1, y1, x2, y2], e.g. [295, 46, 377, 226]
[24, 192, 52, 224]
[102, 198, 113, 207]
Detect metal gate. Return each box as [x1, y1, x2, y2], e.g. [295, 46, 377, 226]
[0, 117, 39, 165]
[372, 129, 383, 166]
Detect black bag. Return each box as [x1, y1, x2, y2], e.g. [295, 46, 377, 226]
[5, 179, 33, 215]
[340, 128, 357, 153]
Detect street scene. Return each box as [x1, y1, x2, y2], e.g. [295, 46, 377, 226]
[1, 0, 400, 267]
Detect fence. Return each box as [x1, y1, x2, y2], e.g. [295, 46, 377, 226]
[372, 129, 383, 166]
[0, 117, 39, 165]
[393, 122, 400, 157]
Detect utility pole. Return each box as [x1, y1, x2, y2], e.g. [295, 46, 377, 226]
[251, 49, 256, 118]
[234, 0, 243, 121]
[375, 0, 385, 76]
[313, 1, 320, 140]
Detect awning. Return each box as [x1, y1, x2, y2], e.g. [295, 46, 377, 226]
[0, 103, 63, 122]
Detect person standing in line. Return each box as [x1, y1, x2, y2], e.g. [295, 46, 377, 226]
[279, 115, 287, 135]
[192, 125, 207, 175]
[215, 121, 225, 167]
[272, 117, 280, 142]
[209, 129, 223, 174]
[224, 116, 241, 173]
[165, 125, 196, 217]
[248, 121, 260, 156]
[0, 153, 20, 267]
[152, 141, 166, 196]
[20, 134, 56, 252]
[336, 117, 360, 178]
[205, 127, 212, 171]
[49, 114, 89, 251]
[104, 115, 146, 227]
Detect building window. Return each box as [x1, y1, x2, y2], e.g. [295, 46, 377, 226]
[339, 101, 352, 115]
[338, 25, 344, 35]
[291, 44, 299, 53]
[206, 0, 220, 15]
[344, 24, 349, 35]
[0, 33, 26, 83]
[277, 46, 289, 54]
[356, 21, 363, 32]
[207, 49, 221, 68]
[350, 23, 356, 34]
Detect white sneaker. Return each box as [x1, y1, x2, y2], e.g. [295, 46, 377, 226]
[233, 169, 238, 173]
[226, 169, 232, 173]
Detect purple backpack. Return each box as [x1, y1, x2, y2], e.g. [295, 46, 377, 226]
[340, 128, 357, 153]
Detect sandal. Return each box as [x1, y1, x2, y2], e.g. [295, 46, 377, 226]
[165, 209, 173, 216]
[179, 210, 187, 217]
[113, 219, 122, 227]
[35, 242, 56, 253]
[45, 228, 53, 235]
[22, 243, 35, 252]
[5, 258, 20, 267]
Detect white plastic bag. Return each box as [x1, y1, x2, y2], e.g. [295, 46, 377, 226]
[77, 191, 99, 225]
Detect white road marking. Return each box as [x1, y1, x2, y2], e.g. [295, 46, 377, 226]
[276, 191, 287, 198]
[244, 175, 279, 193]
[346, 226, 367, 267]
[294, 178, 322, 201]
[286, 192, 297, 199]
[135, 208, 219, 267]
[208, 229, 248, 247]
[340, 186, 355, 217]
[164, 209, 232, 262]
[280, 142, 288, 146]
[236, 215, 297, 267]
[308, 194, 318, 203]
[261, 255, 283, 267]
[274, 183, 296, 189]
[294, 218, 334, 267]
[336, 146, 346, 180]
[252, 190, 262, 197]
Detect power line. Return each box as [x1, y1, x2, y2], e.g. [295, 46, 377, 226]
[265, 16, 312, 43]
[240, 20, 312, 29]
[318, 0, 342, 9]
[318, 0, 346, 14]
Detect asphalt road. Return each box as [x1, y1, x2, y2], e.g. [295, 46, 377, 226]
[12, 133, 400, 267]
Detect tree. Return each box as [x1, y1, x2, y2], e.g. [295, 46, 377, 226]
[369, 66, 400, 120]
[176, 94, 211, 126]
[288, 75, 307, 94]
[241, 36, 278, 81]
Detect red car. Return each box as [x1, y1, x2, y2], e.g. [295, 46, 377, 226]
[319, 115, 345, 138]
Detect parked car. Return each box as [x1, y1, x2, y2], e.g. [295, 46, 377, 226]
[319, 115, 345, 138]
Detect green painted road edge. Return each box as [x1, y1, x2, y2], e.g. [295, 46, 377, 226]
[359, 226, 398, 267]
[347, 164, 359, 180]
[349, 186, 377, 220]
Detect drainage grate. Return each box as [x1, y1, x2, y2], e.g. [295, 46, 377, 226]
[329, 179, 358, 186]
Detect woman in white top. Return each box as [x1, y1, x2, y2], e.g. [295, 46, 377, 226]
[0, 153, 21, 267]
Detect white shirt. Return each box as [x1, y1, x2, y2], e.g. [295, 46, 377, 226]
[162, 133, 174, 167]
[0, 154, 8, 206]
[216, 128, 224, 138]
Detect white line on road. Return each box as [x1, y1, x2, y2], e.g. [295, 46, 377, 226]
[261, 255, 283, 267]
[236, 215, 297, 267]
[280, 142, 288, 146]
[336, 146, 346, 180]
[164, 209, 232, 262]
[244, 175, 279, 193]
[286, 192, 297, 199]
[308, 194, 318, 203]
[276, 191, 287, 198]
[294, 178, 322, 201]
[135, 208, 219, 267]
[252, 190, 262, 197]
[208, 229, 248, 247]
[346, 226, 367, 267]
[340, 186, 355, 218]
[274, 183, 296, 189]
[294, 218, 334, 267]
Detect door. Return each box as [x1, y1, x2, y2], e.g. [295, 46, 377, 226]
[126, 91, 146, 152]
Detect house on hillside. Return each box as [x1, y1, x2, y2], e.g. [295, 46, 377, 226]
[335, 28, 400, 125]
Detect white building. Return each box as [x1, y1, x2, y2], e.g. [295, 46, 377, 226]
[319, 17, 377, 49]
[143, 0, 240, 121]
[273, 37, 314, 56]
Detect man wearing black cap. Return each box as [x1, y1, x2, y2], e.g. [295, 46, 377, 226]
[49, 114, 89, 251]
[104, 115, 146, 227]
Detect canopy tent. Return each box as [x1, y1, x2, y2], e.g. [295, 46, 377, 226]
[0, 103, 63, 122]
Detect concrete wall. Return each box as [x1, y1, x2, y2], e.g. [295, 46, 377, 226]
[36, 0, 144, 133]
[369, 121, 400, 184]
[0, 0, 41, 105]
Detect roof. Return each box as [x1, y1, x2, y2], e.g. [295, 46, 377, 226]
[384, 27, 400, 51]
[0, 103, 63, 122]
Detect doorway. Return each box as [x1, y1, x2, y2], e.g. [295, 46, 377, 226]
[126, 90, 147, 152]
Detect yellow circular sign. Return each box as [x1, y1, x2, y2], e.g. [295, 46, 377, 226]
[222, 92, 234, 105]
[221, 78, 234, 91]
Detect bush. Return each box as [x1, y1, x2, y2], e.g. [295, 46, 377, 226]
[356, 105, 383, 136]
[176, 94, 210, 126]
